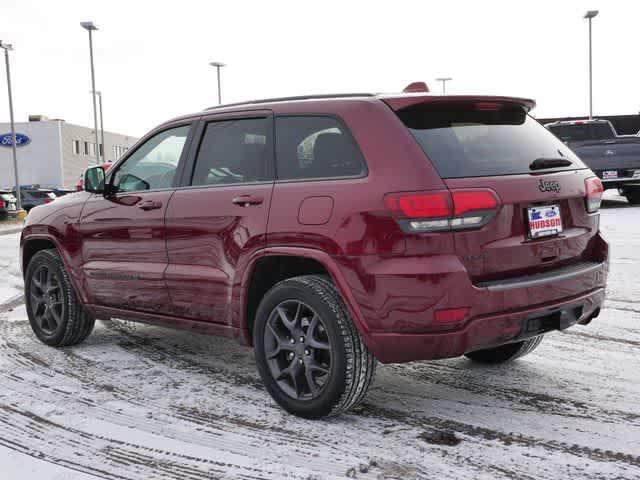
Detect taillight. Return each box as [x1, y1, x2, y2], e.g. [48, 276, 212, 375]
[384, 189, 500, 233]
[44, 197, 53, 204]
[0, 199, 5, 209]
[584, 176, 603, 213]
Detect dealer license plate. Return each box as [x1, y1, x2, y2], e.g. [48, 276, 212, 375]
[602, 170, 618, 179]
[527, 205, 563, 239]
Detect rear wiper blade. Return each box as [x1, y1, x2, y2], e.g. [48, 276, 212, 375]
[529, 157, 573, 170]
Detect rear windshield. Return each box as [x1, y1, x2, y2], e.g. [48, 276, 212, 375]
[547, 123, 615, 142]
[397, 103, 585, 179]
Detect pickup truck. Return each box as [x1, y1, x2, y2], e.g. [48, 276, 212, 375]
[545, 119, 640, 204]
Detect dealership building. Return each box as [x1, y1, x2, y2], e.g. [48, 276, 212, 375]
[0, 115, 138, 189]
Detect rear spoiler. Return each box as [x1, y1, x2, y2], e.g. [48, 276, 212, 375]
[379, 95, 536, 112]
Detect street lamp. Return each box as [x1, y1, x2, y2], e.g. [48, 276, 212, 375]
[91, 90, 105, 161]
[584, 10, 599, 119]
[436, 77, 452, 95]
[209, 61, 226, 105]
[80, 21, 101, 164]
[0, 40, 22, 213]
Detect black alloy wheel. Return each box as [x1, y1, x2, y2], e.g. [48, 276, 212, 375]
[264, 300, 332, 400]
[29, 264, 65, 337]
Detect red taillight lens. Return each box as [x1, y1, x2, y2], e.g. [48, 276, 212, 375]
[385, 189, 500, 233]
[44, 197, 53, 204]
[452, 190, 498, 216]
[585, 176, 603, 213]
[434, 307, 470, 324]
[0, 199, 5, 208]
[384, 192, 452, 218]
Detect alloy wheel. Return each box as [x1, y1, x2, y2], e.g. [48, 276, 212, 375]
[29, 264, 64, 336]
[263, 300, 332, 400]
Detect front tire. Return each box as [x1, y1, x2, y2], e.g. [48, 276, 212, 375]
[253, 275, 376, 419]
[25, 249, 95, 347]
[465, 336, 543, 364]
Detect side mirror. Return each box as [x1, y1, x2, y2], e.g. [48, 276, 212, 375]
[84, 166, 106, 194]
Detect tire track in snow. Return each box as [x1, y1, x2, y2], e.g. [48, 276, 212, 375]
[2, 310, 639, 479]
[355, 402, 640, 468]
[384, 361, 640, 426]
[0, 318, 392, 480]
[65, 320, 640, 469]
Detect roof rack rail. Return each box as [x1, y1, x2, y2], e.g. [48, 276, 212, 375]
[205, 93, 374, 111]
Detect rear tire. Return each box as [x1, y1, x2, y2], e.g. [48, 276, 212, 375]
[465, 336, 543, 364]
[25, 249, 95, 347]
[253, 275, 376, 419]
[624, 188, 640, 205]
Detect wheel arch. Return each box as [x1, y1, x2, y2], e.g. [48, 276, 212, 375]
[238, 247, 371, 349]
[21, 233, 89, 308]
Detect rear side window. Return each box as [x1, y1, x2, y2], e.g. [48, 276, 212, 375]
[275, 116, 366, 181]
[398, 104, 585, 179]
[191, 118, 272, 186]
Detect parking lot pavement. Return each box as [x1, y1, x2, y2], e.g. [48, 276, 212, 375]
[0, 191, 638, 479]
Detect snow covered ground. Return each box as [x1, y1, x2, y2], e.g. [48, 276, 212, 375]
[0, 191, 638, 479]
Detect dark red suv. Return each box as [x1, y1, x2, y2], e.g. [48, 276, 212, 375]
[21, 90, 608, 418]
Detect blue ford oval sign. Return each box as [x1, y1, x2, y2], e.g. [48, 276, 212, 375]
[0, 133, 31, 148]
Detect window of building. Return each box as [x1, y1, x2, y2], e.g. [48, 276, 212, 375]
[84, 141, 90, 155]
[73, 140, 80, 155]
[275, 116, 366, 181]
[99, 143, 104, 157]
[190, 118, 272, 186]
[111, 125, 191, 192]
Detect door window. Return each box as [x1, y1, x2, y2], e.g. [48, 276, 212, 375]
[190, 118, 272, 186]
[111, 125, 191, 192]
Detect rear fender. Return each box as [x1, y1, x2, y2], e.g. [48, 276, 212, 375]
[236, 247, 372, 350]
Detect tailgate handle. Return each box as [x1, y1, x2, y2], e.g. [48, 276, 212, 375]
[232, 195, 263, 207]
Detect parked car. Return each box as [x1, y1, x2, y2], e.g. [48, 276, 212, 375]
[13, 186, 56, 211]
[76, 162, 112, 191]
[52, 188, 77, 197]
[545, 119, 640, 203]
[0, 190, 18, 219]
[21, 89, 608, 418]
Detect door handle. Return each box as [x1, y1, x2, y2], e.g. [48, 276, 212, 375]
[138, 200, 163, 211]
[232, 195, 263, 207]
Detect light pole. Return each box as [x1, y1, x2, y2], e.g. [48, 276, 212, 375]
[436, 77, 452, 95]
[81, 21, 101, 164]
[209, 61, 226, 105]
[92, 90, 105, 161]
[0, 40, 22, 213]
[584, 10, 598, 119]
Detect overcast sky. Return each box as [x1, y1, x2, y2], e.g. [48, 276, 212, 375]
[1, 0, 637, 137]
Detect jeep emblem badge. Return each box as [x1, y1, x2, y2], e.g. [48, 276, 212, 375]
[538, 179, 561, 193]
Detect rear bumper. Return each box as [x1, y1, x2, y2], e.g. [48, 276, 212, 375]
[368, 287, 605, 363]
[338, 233, 608, 363]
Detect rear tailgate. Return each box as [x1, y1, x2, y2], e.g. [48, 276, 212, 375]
[444, 171, 599, 282]
[390, 98, 602, 282]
